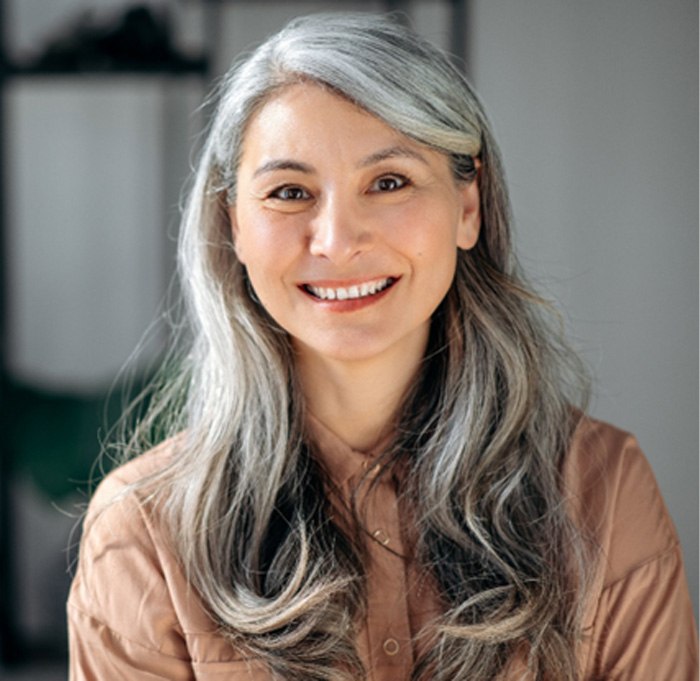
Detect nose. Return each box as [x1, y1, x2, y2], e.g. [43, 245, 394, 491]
[308, 196, 372, 263]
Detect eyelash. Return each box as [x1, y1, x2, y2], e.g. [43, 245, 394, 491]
[268, 185, 311, 201]
[266, 173, 411, 201]
[370, 174, 410, 193]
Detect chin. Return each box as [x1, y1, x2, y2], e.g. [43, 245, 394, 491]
[299, 343, 388, 365]
[292, 325, 429, 368]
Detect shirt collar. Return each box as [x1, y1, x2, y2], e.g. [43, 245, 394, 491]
[305, 412, 393, 488]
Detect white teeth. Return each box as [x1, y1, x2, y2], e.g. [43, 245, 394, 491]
[306, 277, 394, 301]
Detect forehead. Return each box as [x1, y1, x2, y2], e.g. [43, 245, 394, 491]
[238, 83, 435, 168]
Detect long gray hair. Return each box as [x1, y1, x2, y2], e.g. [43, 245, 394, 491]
[122, 12, 592, 680]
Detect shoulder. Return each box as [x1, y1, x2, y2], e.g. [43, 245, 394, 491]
[69, 437, 258, 671]
[68, 437, 189, 658]
[567, 418, 699, 676]
[87, 437, 180, 512]
[76, 434, 186, 578]
[563, 415, 679, 586]
[75, 438, 178, 562]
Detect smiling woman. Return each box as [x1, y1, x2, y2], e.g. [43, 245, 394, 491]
[231, 85, 479, 399]
[67, 12, 698, 681]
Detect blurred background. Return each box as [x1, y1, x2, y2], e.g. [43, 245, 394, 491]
[0, 1, 696, 678]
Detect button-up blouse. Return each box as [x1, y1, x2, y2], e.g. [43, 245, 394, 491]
[305, 414, 443, 678]
[68, 416, 698, 680]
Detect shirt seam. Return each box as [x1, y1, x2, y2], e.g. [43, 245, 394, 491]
[68, 601, 190, 661]
[600, 540, 681, 593]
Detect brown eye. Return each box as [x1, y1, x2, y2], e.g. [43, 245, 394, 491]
[270, 185, 311, 200]
[371, 175, 409, 193]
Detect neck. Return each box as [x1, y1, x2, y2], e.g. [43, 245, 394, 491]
[295, 339, 427, 452]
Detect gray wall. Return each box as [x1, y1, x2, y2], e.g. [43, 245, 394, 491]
[471, 0, 698, 615]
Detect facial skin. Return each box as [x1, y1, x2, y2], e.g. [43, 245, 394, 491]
[230, 83, 480, 374]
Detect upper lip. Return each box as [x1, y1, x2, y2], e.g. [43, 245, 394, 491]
[301, 276, 398, 300]
[300, 275, 395, 288]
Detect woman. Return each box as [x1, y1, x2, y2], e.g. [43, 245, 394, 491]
[67, 13, 697, 681]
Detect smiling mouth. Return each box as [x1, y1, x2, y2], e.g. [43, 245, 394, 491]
[302, 277, 397, 301]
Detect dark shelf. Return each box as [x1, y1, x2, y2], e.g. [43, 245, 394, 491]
[1, 60, 208, 78]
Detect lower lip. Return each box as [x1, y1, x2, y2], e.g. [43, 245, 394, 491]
[299, 279, 398, 312]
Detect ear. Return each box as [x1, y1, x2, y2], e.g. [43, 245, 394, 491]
[227, 205, 247, 264]
[455, 163, 481, 251]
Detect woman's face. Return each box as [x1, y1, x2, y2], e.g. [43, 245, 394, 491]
[230, 83, 480, 367]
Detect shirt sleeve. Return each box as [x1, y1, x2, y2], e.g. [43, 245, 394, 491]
[67, 473, 196, 681]
[589, 544, 698, 680]
[576, 426, 699, 680]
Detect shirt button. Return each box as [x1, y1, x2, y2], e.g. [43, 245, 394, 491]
[383, 638, 400, 656]
[372, 528, 390, 545]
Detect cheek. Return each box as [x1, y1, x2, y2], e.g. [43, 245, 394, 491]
[403, 206, 460, 293]
[391, 203, 459, 256]
[233, 209, 305, 277]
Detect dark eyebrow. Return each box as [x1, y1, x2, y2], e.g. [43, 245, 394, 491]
[359, 145, 430, 168]
[251, 146, 428, 178]
[252, 159, 315, 178]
